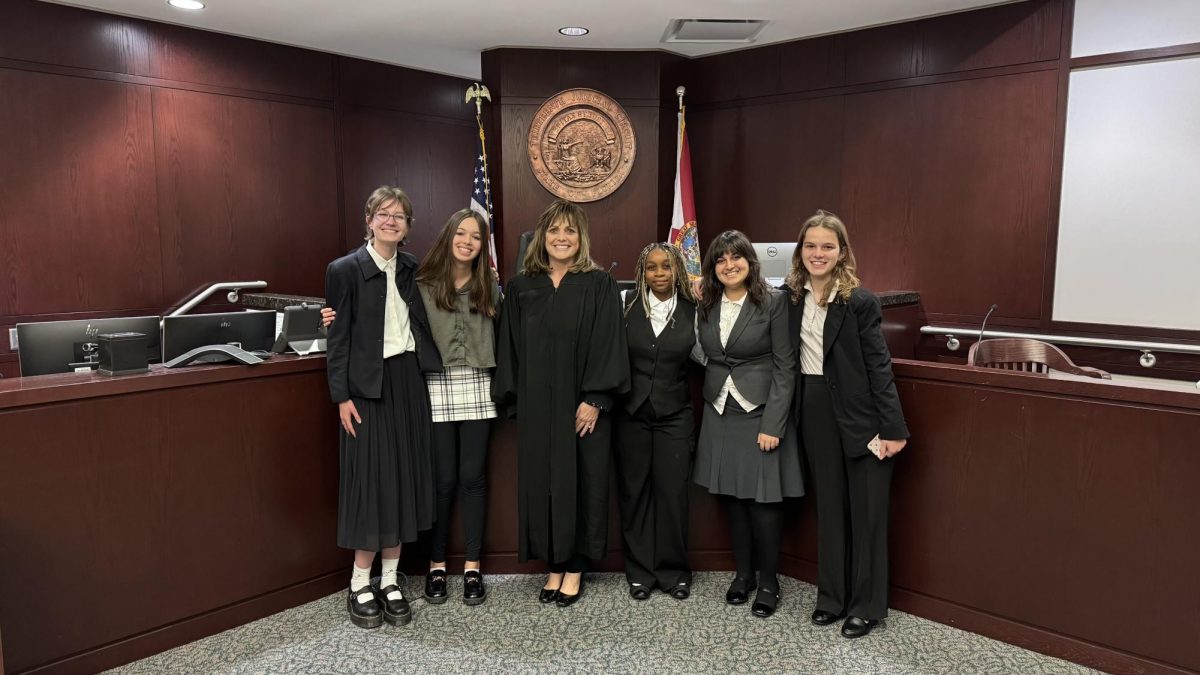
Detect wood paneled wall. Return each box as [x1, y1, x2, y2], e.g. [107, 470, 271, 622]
[684, 0, 1068, 334]
[0, 0, 476, 378]
[480, 49, 667, 281]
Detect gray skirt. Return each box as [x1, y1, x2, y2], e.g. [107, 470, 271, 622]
[693, 399, 805, 503]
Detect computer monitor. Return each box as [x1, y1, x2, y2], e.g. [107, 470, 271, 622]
[753, 242, 797, 285]
[16, 316, 161, 377]
[161, 310, 277, 362]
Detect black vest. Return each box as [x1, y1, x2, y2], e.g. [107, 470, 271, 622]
[623, 295, 697, 416]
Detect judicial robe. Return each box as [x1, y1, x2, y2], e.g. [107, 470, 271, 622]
[492, 269, 630, 563]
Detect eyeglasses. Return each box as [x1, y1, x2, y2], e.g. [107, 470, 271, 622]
[374, 212, 411, 224]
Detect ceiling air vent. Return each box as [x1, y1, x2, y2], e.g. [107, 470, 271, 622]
[662, 18, 768, 44]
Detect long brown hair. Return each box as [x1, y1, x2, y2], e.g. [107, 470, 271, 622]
[417, 209, 497, 318]
[624, 242, 696, 318]
[785, 209, 860, 307]
[699, 230, 768, 321]
[521, 199, 601, 275]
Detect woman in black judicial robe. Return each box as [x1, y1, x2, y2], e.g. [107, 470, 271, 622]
[492, 199, 629, 607]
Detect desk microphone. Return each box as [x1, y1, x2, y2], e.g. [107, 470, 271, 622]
[979, 304, 998, 344]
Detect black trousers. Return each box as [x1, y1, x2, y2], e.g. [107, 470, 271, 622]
[614, 400, 693, 588]
[428, 419, 490, 562]
[801, 375, 894, 620]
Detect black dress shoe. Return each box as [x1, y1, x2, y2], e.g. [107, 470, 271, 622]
[347, 586, 383, 629]
[750, 588, 780, 618]
[378, 585, 412, 626]
[463, 570, 486, 606]
[841, 616, 879, 638]
[538, 586, 560, 603]
[424, 570, 449, 604]
[556, 577, 586, 607]
[668, 582, 690, 600]
[811, 609, 844, 626]
[725, 576, 757, 605]
[629, 584, 651, 601]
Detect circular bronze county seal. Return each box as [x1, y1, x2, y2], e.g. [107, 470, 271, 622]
[527, 88, 636, 203]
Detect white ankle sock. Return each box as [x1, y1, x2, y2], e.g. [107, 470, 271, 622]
[350, 564, 373, 603]
[380, 557, 402, 600]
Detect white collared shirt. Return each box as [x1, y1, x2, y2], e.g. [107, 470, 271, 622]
[646, 290, 676, 337]
[366, 243, 416, 358]
[800, 281, 838, 375]
[712, 292, 760, 414]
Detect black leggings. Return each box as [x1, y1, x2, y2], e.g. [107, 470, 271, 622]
[428, 419, 490, 562]
[724, 497, 784, 592]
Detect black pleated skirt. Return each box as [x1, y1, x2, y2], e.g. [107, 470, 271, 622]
[337, 352, 435, 550]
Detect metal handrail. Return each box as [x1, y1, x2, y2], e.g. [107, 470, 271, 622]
[920, 326, 1200, 356]
[167, 281, 268, 319]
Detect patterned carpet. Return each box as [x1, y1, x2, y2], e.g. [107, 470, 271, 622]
[108, 572, 1102, 674]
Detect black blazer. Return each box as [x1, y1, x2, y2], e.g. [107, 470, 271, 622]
[622, 294, 697, 417]
[325, 245, 442, 403]
[785, 285, 908, 457]
[696, 288, 795, 439]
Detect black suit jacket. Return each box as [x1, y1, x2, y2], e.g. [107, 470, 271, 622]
[786, 285, 908, 457]
[324, 245, 442, 403]
[622, 294, 697, 417]
[697, 288, 795, 439]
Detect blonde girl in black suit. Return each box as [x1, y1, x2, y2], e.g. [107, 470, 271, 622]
[785, 209, 908, 639]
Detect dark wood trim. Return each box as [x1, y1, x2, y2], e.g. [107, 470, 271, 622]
[1071, 41, 1200, 69]
[1039, 0, 1075, 334]
[491, 95, 662, 108]
[690, 59, 1060, 112]
[0, 56, 335, 109]
[0, 354, 327, 410]
[336, 102, 477, 128]
[24, 571, 346, 675]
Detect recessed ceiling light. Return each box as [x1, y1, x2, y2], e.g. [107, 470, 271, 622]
[168, 0, 205, 9]
[559, 27, 589, 37]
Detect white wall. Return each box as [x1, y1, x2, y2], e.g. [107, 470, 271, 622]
[1073, 0, 1200, 57]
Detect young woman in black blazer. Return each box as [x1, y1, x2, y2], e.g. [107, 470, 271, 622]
[616, 243, 698, 601]
[785, 209, 908, 639]
[692, 230, 803, 618]
[324, 186, 442, 629]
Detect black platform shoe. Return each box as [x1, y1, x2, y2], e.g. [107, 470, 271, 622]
[463, 570, 487, 606]
[750, 588, 780, 618]
[668, 582, 690, 600]
[379, 585, 412, 626]
[629, 583, 651, 601]
[725, 576, 757, 605]
[424, 570, 449, 604]
[347, 586, 383, 629]
[841, 616, 879, 638]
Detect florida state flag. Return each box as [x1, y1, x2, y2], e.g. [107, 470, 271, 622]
[668, 106, 701, 280]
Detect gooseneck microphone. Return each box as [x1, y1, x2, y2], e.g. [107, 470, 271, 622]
[607, 261, 619, 274]
[979, 304, 998, 345]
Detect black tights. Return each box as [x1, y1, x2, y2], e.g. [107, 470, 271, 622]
[428, 419, 490, 563]
[725, 497, 784, 592]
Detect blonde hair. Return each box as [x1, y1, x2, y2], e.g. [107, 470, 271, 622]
[785, 209, 860, 307]
[362, 186, 414, 243]
[521, 199, 601, 275]
[625, 242, 695, 318]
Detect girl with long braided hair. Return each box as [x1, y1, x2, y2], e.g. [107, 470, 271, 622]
[614, 242, 700, 601]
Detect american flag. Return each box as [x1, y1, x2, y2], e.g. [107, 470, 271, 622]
[469, 120, 499, 271]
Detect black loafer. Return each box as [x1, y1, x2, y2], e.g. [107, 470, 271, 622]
[378, 584, 412, 626]
[424, 570, 448, 604]
[463, 570, 486, 606]
[668, 582, 690, 600]
[750, 588, 780, 618]
[841, 616, 879, 638]
[630, 584, 651, 601]
[811, 609, 844, 626]
[347, 587, 383, 629]
[556, 577, 585, 607]
[725, 576, 757, 605]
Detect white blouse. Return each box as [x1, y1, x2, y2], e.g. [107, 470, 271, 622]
[366, 243, 416, 358]
[712, 293, 760, 414]
[800, 281, 837, 376]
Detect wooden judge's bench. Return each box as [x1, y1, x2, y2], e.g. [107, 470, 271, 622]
[1, 293, 1198, 674]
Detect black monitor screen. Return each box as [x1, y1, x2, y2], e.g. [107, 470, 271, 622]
[161, 310, 277, 362]
[16, 316, 161, 377]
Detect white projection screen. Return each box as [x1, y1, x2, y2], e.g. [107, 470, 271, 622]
[1053, 55, 1200, 330]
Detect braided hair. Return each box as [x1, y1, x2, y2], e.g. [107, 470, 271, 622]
[625, 242, 696, 321]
